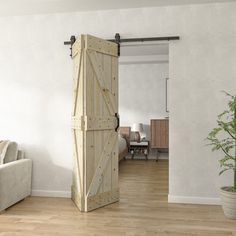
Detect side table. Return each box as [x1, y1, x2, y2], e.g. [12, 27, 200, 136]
[129, 141, 149, 160]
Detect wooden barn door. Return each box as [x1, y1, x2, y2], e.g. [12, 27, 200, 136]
[71, 35, 119, 212]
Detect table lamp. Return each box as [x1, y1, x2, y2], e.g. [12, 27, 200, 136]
[132, 123, 145, 141]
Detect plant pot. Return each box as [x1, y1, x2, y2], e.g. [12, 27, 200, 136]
[220, 186, 236, 219]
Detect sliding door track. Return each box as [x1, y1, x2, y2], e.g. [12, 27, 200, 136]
[64, 33, 180, 57]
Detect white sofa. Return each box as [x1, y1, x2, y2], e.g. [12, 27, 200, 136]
[0, 142, 32, 212]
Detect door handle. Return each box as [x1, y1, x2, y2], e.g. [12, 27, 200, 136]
[115, 113, 120, 132]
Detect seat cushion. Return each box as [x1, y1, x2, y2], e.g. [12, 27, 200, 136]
[4, 142, 18, 164]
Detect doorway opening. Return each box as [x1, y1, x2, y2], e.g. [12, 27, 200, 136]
[118, 41, 170, 203]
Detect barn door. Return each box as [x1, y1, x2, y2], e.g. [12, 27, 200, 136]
[71, 34, 119, 212]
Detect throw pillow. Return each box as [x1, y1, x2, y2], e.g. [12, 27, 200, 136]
[0, 140, 10, 164]
[4, 142, 18, 164]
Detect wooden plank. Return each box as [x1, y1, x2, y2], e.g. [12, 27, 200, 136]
[95, 51, 106, 196]
[86, 50, 106, 90]
[86, 188, 119, 212]
[85, 34, 118, 57]
[99, 52, 113, 194]
[71, 116, 84, 130]
[103, 54, 116, 116]
[94, 67, 104, 196]
[71, 185, 82, 210]
[101, 130, 111, 193]
[84, 47, 95, 196]
[85, 116, 117, 131]
[72, 131, 82, 193]
[72, 48, 83, 116]
[87, 50, 116, 115]
[71, 35, 85, 212]
[72, 38, 83, 58]
[85, 48, 95, 118]
[72, 53, 79, 116]
[87, 131, 117, 197]
[77, 129, 85, 209]
[85, 131, 95, 197]
[103, 54, 112, 91]
[111, 56, 118, 111]
[111, 56, 119, 190]
[111, 140, 119, 190]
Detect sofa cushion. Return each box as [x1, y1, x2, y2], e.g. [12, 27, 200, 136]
[17, 150, 25, 160]
[4, 142, 18, 164]
[0, 141, 10, 165]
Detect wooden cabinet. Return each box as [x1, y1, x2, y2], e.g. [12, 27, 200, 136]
[150, 119, 169, 149]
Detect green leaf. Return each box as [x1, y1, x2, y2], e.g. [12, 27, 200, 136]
[219, 168, 230, 175]
[206, 91, 236, 179]
[218, 110, 230, 119]
[219, 156, 235, 165]
[221, 90, 234, 99]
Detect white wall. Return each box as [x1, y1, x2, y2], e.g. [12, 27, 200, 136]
[0, 2, 236, 201]
[119, 62, 169, 139]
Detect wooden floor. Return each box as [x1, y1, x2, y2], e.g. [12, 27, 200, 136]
[0, 160, 235, 236]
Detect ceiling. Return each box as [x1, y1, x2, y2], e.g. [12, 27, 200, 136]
[120, 43, 169, 65]
[121, 43, 169, 56]
[0, 0, 235, 16]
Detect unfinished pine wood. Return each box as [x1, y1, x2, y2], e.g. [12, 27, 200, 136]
[71, 34, 119, 212]
[71, 35, 85, 211]
[85, 34, 118, 57]
[85, 116, 117, 131]
[1, 160, 236, 236]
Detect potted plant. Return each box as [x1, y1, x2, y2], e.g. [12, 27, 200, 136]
[207, 91, 236, 219]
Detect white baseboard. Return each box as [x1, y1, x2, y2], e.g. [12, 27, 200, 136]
[168, 194, 221, 205]
[31, 190, 71, 198]
[31, 191, 220, 205]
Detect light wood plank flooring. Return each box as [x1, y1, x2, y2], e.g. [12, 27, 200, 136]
[0, 160, 235, 236]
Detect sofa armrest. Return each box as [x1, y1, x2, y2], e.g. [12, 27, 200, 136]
[0, 159, 32, 211]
